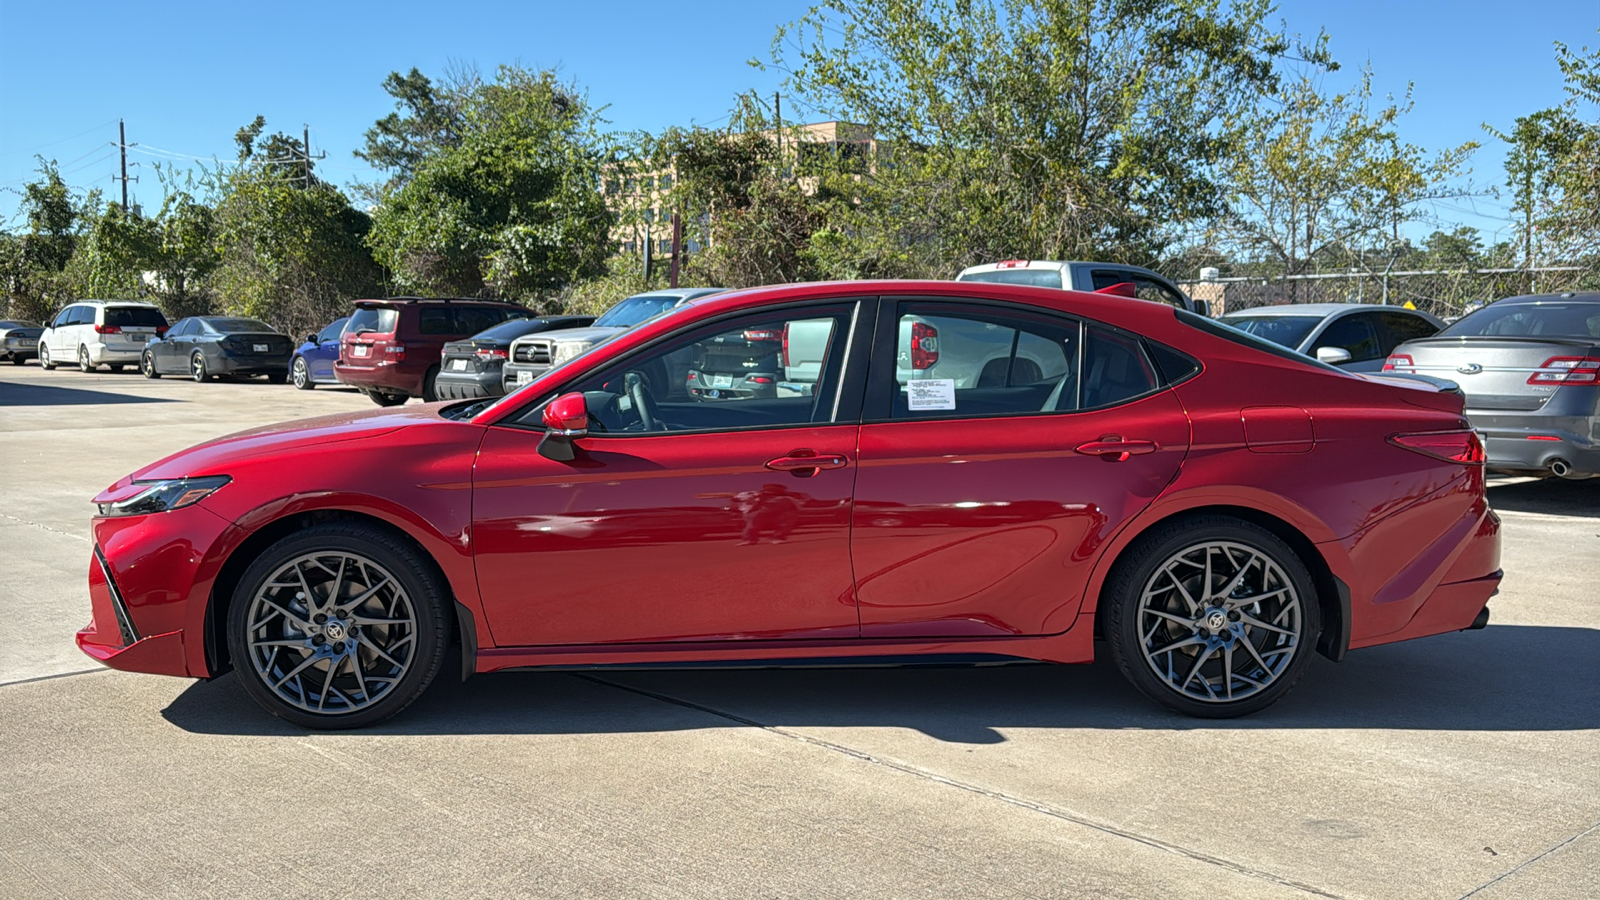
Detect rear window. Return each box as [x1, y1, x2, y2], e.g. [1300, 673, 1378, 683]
[205, 318, 276, 333]
[958, 269, 1067, 289]
[348, 307, 399, 335]
[593, 295, 684, 328]
[1438, 302, 1600, 339]
[455, 305, 526, 336]
[473, 317, 551, 342]
[0, 320, 39, 329]
[104, 306, 168, 328]
[1220, 315, 1322, 349]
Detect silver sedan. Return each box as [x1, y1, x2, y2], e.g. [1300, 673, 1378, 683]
[1219, 303, 1444, 372]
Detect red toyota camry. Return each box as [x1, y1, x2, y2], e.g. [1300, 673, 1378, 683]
[80, 281, 1502, 727]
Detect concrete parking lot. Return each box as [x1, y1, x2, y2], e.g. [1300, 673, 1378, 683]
[1, 361, 1596, 900]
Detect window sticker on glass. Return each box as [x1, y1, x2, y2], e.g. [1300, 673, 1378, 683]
[906, 378, 957, 410]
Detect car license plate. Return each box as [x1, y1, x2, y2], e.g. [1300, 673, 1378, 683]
[353, 345, 370, 358]
[709, 374, 734, 388]
[19, 338, 36, 347]
[450, 358, 468, 371]
[131, 334, 147, 343]
[253, 343, 269, 353]
[516, 370, 533, 384]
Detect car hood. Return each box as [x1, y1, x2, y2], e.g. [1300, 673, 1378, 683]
[113, 406, 440, 486]
[516, 325, 626, 346]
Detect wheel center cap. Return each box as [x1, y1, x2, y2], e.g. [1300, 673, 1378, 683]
[324, 621, 348, 642]
[1204, 611, 1228, 633]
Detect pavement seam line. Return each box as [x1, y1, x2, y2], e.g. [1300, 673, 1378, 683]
[1456, 817, 1600, 899]
[0, 667, 109, 688]
[0, 511, 91, 543]
[576, 674, 1347, 900]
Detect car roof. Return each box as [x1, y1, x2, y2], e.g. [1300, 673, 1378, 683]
[1493, 292, 1600, 305]
[957, 260, 1163, 276]
[353, 296, 528, 307]
[68, 299, 160, 307]
[629, 287, 726, 301]
[1222, 303, 1431, 317]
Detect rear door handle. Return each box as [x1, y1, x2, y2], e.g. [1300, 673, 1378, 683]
[1074, 436, 1159, 461]
[765, 450, 849, 475]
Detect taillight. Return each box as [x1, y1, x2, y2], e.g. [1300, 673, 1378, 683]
[476, 348, 509, 360]
[155, 325, 168, 336]
[750, 376, 773, 384]
[1527, 356, 1600, 385]
[743, 328, 782, 342]
[1382, 354, 1413, 372]
[94, 324, 122, 334]
[385, 344, 405, 361]
[1389, 430, 1485, 465]
[910, 321, 939, 370]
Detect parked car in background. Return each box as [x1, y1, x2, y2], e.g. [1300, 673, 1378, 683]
[502, 288, 724, 393]
[140, 317, 295, 382]
[39, 300, 169, 372]
[336, 298, 536, 406]
[1219, 304, 1443, 372]
[1, 320, 43, 364]
[956, 260, 1208, 315]
[1384, 291, 1600, 478]
[289, 316, 351, 390]
[81, 280, 1501, 728]
[434, 315, 595, 401]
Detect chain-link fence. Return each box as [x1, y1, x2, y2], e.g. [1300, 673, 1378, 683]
[1179, 265, 1600, 318]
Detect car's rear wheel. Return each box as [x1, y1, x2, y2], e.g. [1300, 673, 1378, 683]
[266, 372, 287, 385]
[191, 351, 210, 382]
[225, 524, 449, 729]
[39, 345, 55, 370]
[366, 390, 407, 407]
[78, 346, 95, 373]
[10, 354, 25, 366]
[141, 351, 160, 379]
[291, 357, 314, 390]
[1104, 516, 1320, 718]
[421, 364, 441, 402]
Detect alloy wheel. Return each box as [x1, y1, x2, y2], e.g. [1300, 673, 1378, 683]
[242, 551, 419, 716]
[292, 357, 311, 389]
[1135, 540, 1304, 704]
[78, 346, 93, 373]
[191, 352, 208, 382]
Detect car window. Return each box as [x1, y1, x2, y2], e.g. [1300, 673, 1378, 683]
[1312, 314, 1382, 362]
[1439, 302, 1600, 339]
[167, 319, 193, 337]
[888, 304, 1080, 420]
[68, 306, 95, 326]
[1090, 270, 1129, 291]
[1082, 327, 1161, 408]
[347, 307, 398, 335]
[474, 317, 550, 343]
[1132, 277, 1186, 310]
[957, 268, 1066, 289]
[317, 318, 349, 343]
[591, 294, 684, 328]
[1379, 311, 1439, 347]
[1219, 315, 1322, 349]
[104, 306, 168, 328]
[455, 306, 513, 335]
[205, 318, 275, 333]
[51, 308, 74, 328]
[531, 306, 853, 435]
[418, 306, 455, 335]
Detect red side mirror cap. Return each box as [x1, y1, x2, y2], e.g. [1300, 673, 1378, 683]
[542, 392, 589, 435]
[1095, 282, 1139, 298]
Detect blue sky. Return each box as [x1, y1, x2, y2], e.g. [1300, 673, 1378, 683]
[2, 0, 1595, 244]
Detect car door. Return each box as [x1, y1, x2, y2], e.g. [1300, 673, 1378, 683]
[471, 300, 870, 647]
[45, 306, 75, 357]
[156, 319, 191, 373]
[312, 318, 348, 380]
[1307, 312, 1385, 372]
[851, 299, 1191, 638]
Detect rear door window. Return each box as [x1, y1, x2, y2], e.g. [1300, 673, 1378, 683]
[883, 303, 1080, 420]
[418, 307, 455, 335]
[68, 306, 95, 326]
[1312, 314, 1382, 362]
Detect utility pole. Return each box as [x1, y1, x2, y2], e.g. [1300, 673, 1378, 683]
[669, 212, 683, 289]
[774, 91, 783, 175]
[117, 120, 129, 212]
[299, 125, 325, 187]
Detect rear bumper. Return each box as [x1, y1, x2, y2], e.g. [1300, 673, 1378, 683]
[334, 361, 421, 397]
[88, 344, 144, 364]
[211, 353, 294, 375]
[435, 369, 505, 400]
[1478, 426, 1600, 476]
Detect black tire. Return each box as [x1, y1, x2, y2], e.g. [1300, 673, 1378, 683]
[78, 345, 95, 373]
[39, 345, 55, 370]
[366, 390, 407, 407]
[10, 354, 24, 366]
[108, 364, 125, 373]
[421, 364, 441, 403]
[266, 372, 287, 385]
[141, 351, 161, 379]
[190, 351, 210, 382]
[225, 523, 450, 729]
[1103, 515, 1321, 718]
[291, 356, 314, 390]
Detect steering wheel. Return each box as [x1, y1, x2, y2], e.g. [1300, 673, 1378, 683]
[624, 371, 662, 432]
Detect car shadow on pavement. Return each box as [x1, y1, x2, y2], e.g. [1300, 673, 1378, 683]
[161, 623, 1600, 742]
[1487, 477, 1600, 518]
[0, 381, 177, 407]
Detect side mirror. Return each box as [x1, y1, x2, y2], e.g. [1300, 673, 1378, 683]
[305, 333, 318, 344]
[1315, 346, 1353, 365]
[537, 392, 589, 461]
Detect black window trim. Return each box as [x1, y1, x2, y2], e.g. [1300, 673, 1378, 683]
[861, 296, 1174, 425]
[492, 297, 877, 437]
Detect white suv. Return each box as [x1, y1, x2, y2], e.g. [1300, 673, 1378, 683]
[39, 300, 169, 372]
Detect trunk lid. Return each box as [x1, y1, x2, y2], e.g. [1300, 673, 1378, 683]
[1387, 337, 1600, 412]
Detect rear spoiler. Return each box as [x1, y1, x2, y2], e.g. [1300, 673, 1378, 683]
[1359, 372, 1465, 414]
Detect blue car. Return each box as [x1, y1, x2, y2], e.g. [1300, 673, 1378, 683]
[290, 316, 351, 389]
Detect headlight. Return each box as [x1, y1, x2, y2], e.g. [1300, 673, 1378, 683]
[551, 341, 592, 363]
[97, 476, 231, 517]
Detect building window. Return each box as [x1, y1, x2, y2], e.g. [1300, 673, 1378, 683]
[659, 174, 674, 190]
[643, 208, 655, 224]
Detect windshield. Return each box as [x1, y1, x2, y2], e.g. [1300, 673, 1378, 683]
[1438, 302, 1600, 339]
[104, 306, 169, 328]
[205, 317, 277, 333]
[593, 295, 682, 328]
[348, 307, 400, 335]
[1219, 315, 1322, 349]
[958, 269, 1067, 289]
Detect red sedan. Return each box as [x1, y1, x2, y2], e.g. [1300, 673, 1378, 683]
[79, 281, 1502, 727]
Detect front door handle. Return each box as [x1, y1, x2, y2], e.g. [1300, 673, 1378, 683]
[1074, 436, 1159, 462]
[765, 450, 848, 476]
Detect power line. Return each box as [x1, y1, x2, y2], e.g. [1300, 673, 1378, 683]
[0, 120, 119, 157]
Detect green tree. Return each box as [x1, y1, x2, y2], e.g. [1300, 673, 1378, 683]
[0, 161, 87, 321]
[366, 66, 613, 304]
[768, 0, 1330, 273]
[355, 67, 470, 187]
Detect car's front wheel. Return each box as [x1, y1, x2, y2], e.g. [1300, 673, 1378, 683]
[1103, 516, 1320, 718]
[291, 357, 314, 390]
[39, 345, 55, 370]
[141, 351, 160, 379]
[225, 523, 450, 729]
